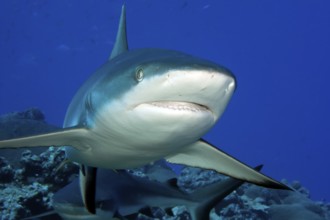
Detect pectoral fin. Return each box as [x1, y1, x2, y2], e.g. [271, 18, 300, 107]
[79, 165, 98, 214]
[0, 127, 91, 150]
[166, 139, 290, 190]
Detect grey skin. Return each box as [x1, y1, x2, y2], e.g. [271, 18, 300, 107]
[25, 164, 264, 220]
[0, 5, 290, 214]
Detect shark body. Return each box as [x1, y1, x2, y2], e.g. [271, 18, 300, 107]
[0, 5, 290, 214]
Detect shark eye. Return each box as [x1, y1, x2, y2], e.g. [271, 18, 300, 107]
[135, 68, 144, 82]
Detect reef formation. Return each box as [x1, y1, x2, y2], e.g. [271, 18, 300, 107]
[0, 108, 329, 220]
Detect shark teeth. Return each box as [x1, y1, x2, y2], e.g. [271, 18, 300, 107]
[149, 101, 208, 112]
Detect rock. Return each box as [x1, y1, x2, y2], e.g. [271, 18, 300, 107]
[178, 166, 226, 193]
[0, 157, 14, 183]
[0, 108, 79, 219]
[269, 204, 324, 220]
[0, 108, 60, 165]
[0, 182, 52, 220]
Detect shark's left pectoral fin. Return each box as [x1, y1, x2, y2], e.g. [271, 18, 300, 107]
[166, 139, 291, 190]
[0, 127, 91, 150]
[79, 165, 98, 214]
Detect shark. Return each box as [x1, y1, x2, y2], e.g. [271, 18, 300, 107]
[0, 5, 290, 214]
[25, 164, 264, 220]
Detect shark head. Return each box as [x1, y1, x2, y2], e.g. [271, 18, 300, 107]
[63, 47, 236, 168]
[74, 49, 236, 161]
[111, 49, 236, 131]
[107, 49, 237, 120]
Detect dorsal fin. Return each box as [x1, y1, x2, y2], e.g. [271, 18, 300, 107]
[109, 5, 128, 60]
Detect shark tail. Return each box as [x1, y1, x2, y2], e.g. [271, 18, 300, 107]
[189, 165, 263, 220]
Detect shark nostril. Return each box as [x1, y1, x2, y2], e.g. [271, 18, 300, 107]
[224, 80, 236, 93]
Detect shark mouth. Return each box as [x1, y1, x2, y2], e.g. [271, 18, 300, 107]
[148, 101, 209, 113]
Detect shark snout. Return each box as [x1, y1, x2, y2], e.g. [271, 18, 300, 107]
[159, 69, 235, 118]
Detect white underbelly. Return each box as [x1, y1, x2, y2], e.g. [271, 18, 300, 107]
[65, 140, 181, 169]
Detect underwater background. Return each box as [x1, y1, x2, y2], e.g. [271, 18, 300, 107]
[0, 0, 329, 209]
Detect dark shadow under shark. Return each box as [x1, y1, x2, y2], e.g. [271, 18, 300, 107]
[25, 164, 264, 220]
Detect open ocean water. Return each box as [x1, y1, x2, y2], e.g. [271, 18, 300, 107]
[0, 0, 329, 209]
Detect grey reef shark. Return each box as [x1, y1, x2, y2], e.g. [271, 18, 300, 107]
[25, 164, 264, 220]
[0, 4, 291, 218]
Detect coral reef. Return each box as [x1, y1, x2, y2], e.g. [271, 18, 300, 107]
[0, 147, 78, 219]
[0, 108, 59, 165]
[0, 109, 77, 220]
[0, 109, 329, 220]
[171, 167, 329, 220]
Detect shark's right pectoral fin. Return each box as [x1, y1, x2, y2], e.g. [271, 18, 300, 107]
[0, 127, 91, 150]
[166, 139, 291, 190]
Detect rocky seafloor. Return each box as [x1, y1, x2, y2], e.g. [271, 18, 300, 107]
[0, 108, 329, 220]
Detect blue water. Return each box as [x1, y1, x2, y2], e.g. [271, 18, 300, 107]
[0, 1, 329, 201]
